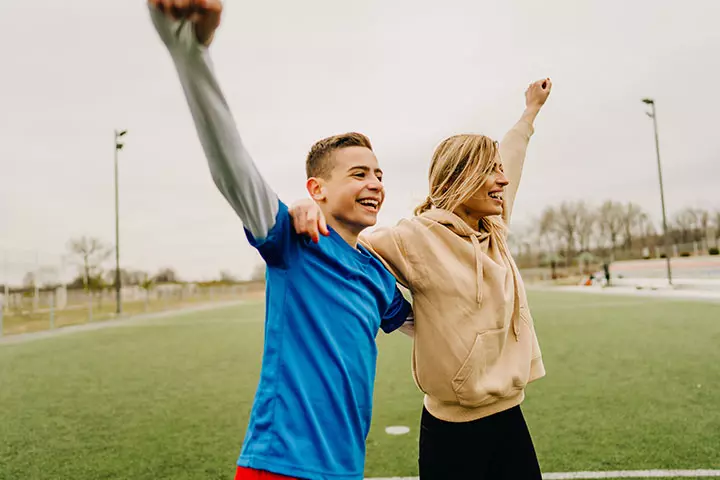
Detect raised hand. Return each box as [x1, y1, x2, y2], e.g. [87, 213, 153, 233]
[525, 78, 552, 111]
[148, 0, 223, 46]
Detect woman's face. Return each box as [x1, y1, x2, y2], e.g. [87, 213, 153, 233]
[460, 154, 509, 218]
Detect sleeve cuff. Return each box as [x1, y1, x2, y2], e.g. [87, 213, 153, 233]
[148, 4, 207, 57]
[381, 298, 413, 334]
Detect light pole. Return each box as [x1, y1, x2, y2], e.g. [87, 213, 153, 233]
[114, 129, 127, 314]
[642, 98, 672, 286]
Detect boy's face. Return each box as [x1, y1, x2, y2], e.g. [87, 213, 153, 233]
[308, 146, 385, 235]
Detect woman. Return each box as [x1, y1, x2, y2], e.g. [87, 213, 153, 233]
[292, 78, 552, 479]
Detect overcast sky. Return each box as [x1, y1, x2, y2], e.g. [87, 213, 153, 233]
[1, 0, 719, 283]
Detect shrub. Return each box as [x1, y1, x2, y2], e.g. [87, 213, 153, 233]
[710, 247, 719, 256]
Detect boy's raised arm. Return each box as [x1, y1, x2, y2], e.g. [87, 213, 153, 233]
[148, 1, 278, 240]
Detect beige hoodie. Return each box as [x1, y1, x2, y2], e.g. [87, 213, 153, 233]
[361, 120, 545, 422]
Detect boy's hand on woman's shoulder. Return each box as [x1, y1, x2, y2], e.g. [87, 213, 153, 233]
[289, 199, 329, 244]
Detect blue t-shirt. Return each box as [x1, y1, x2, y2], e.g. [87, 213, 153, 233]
[237, 201, 411, 480]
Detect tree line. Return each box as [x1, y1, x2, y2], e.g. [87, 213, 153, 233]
[510, 201, 720, 268]
[14, 202, 720, 290]
[17, 236, 266, 292]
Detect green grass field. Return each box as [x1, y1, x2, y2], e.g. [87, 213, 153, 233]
[2, 291, 720, 480]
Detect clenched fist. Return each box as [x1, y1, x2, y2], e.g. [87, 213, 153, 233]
[525, 78, 552, 110]
[148, 0, 223, 46]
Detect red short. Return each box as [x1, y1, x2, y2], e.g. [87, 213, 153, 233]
[235, 466, 299, 480]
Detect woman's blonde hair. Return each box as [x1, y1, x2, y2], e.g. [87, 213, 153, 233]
[414, 134, 505, 234]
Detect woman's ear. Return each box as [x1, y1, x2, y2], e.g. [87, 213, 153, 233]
[306, 177, 326, 202]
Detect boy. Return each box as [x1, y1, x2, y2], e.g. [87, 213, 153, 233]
[147, 1, 412, 479]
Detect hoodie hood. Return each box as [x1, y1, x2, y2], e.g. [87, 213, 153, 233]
[419, 208, 490, 241]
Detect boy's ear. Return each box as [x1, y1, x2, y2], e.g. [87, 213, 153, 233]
[306, 177, 326, 202]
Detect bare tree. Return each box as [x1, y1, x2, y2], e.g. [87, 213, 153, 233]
[576, 202, 596, 252]
[538, 208, 556, 252]
[699, 209, 710, 232]
[621, 202, 644, 251]
[220, 270, 238, 283]
[698, 209, 711, 247]
[155, 268, 179, 284]
[105, 268, 145, 287]
[507, 223, 537, 265]
[67, 236, 112, 291]
[130, 270, 149, 286]
[538, 206, 565, 266]
[598, 201, 624, 253]
[673, 208, 702, 244]
[554, 201, 585, 260]
[636, 212, 653, 247]
[139, 273, 155, 311]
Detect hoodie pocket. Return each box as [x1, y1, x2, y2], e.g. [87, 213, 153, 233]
[451, 328, 516, 408]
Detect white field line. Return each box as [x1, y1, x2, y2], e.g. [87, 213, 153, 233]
[542, 471, 720, 479]
[367, 470, 720, 480]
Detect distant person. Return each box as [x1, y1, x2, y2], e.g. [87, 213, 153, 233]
[147, 2, 412, 479]
[603, 262, 611, 286]
[292, 79, 552, 479]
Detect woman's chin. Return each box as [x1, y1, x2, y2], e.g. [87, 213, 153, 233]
[478, 207, 503, 218]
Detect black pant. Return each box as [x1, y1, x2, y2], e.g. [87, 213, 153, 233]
[419, 405, 542, 480]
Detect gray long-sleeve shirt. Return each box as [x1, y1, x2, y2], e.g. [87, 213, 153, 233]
[148, 8, 416, 345]
[148, 7, 278, 239]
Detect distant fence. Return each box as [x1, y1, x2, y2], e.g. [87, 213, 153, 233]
[0, 282, 265, 337]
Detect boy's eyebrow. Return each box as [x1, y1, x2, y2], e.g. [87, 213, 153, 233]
[348, 165, 384, 175]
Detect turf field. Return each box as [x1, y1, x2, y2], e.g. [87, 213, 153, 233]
[1, 291, 719, 479]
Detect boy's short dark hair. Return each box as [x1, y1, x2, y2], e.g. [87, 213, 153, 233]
[306, 132, 373, 179]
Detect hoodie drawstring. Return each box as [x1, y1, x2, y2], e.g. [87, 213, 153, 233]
[502, 236, 521, 342]
[511, 268, 521, 341]
[494, 233, 521, 342]
[470, 235, 483, 304]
